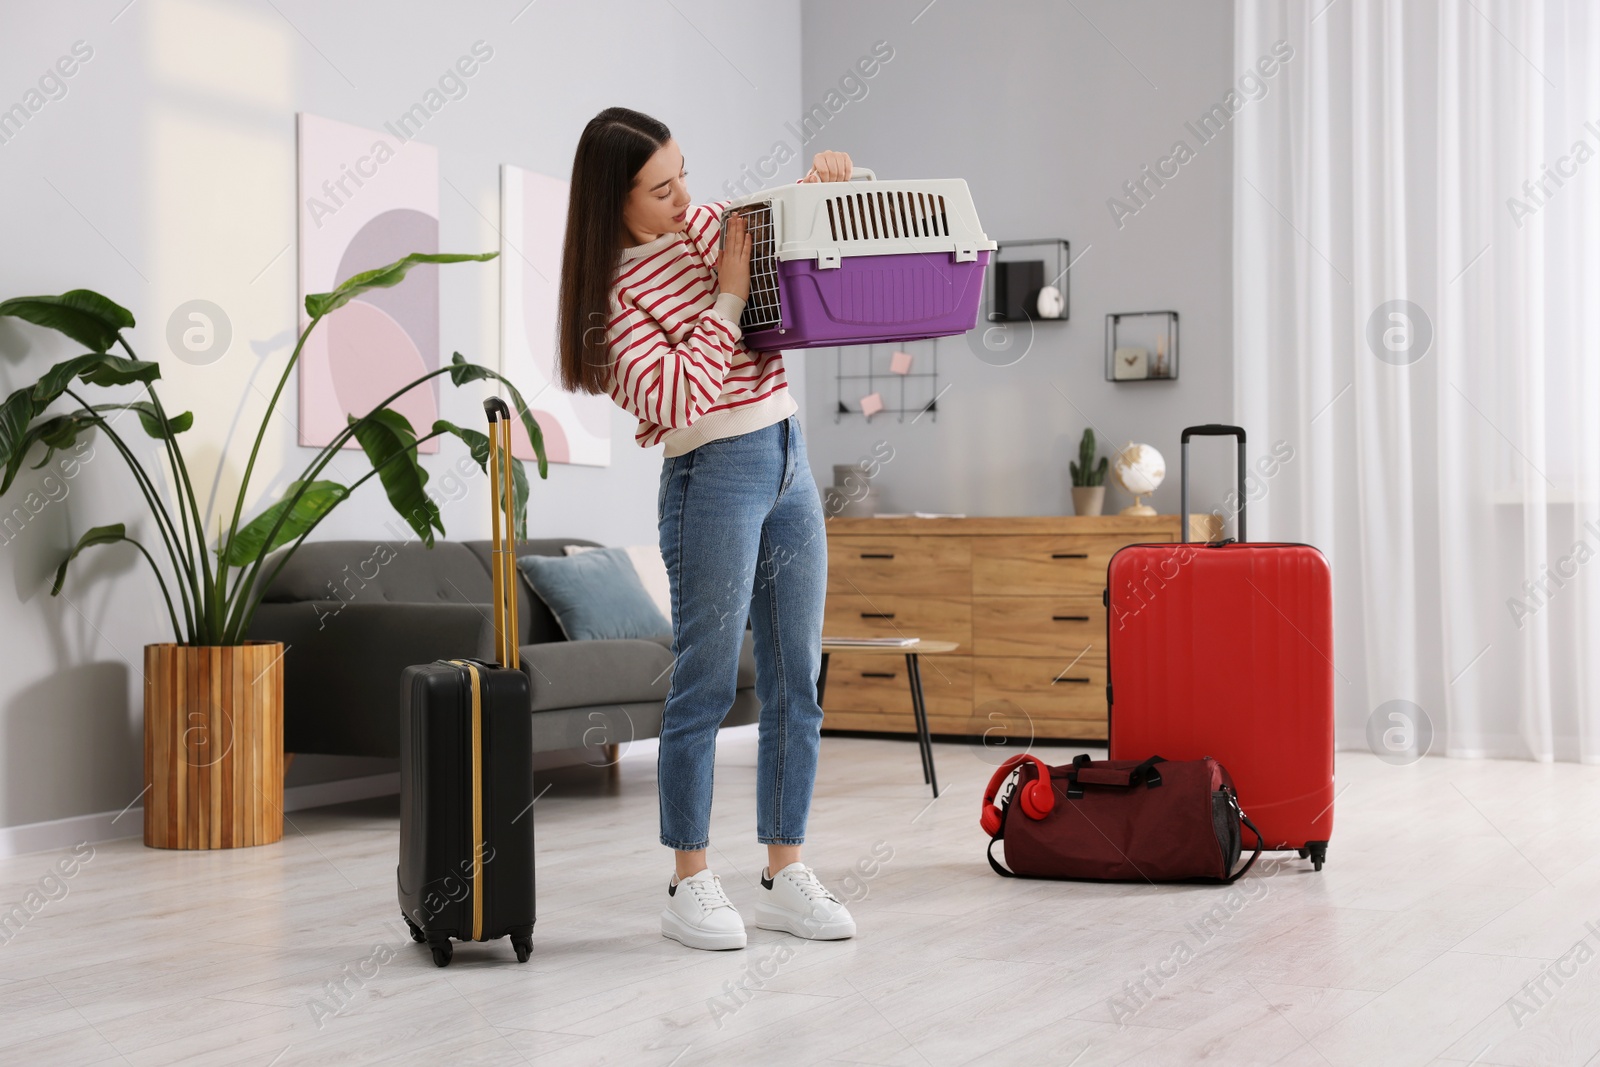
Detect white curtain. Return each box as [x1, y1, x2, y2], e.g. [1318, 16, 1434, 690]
[1234, 0, 1600, 762]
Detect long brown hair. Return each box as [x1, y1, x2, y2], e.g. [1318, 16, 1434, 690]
[557, 107, 673, 394]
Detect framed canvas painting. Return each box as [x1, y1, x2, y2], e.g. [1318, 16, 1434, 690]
[500, 164, 610, 466]
[297, 113, 441, 451]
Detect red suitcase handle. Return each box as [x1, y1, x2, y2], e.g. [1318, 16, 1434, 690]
[1180, 424, 1247, 543]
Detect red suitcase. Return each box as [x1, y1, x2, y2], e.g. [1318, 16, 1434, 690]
[1105, 425, 1335, 870]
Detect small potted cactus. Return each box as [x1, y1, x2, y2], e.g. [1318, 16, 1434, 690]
[1070, 428, 1108, 516]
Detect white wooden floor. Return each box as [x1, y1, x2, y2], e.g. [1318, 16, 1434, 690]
[2, 729, 1598, 1066]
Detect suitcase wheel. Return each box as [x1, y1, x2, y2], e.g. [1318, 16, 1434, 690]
[431, 943, 453, 968]
[1304, 841, 1328, 872]
[404, 916, 425, 943]
[513, 936, 532, 964]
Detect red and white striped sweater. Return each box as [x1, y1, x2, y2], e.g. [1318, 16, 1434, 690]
[604, 200, 796, 456]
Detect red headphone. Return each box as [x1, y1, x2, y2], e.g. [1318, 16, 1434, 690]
[979, 754, 1056, 836]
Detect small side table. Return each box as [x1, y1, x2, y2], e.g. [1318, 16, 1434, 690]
[817, 639, 960, 798]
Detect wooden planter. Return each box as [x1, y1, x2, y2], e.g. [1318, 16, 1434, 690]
[143, 642, 285, 849]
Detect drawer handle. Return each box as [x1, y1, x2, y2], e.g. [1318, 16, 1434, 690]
[860, 612, 896, 619]
[860, 671, 897, 679]
[1051, 614, 1090, 622]
[859, 553, 895, 559]
[1054, 676, 1091, 684]
[1051, 552, 1089, 559]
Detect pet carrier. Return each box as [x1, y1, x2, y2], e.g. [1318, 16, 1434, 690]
[721, 169, 996, 351]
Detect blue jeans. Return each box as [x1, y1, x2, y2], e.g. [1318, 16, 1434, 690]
[655, 412, 827, 850]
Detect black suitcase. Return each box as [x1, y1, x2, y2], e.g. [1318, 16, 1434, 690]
[397, 397, 535, 967]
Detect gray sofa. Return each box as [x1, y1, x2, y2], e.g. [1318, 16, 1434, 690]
[247, 538, 759, 758]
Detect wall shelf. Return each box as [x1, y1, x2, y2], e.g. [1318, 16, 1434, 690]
[985, 238, 1071, 323]
[1105, 310, 1179, 382]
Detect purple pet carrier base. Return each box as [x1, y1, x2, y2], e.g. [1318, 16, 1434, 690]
[742, 250, 991, 352]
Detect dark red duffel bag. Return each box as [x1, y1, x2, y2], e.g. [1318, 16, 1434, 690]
[980, 754, 1261, 882]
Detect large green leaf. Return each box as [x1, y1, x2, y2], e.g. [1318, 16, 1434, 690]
[223, 479, 350, 568]
[432, 419, 491, 464]
[2, 410, 99, 494]
[96, 401, 193, 439]
[0, 387, 37, 491]
[52, 523, 129, 595]
[447, 352, 549, 480]
[348, 409, 442, 546]
[304, 252, 498, 319]
[33, 353, 161, 407]
[0, 401, 187, 497]
[0, 291, 134, 353]
[433, 418, 530, 541]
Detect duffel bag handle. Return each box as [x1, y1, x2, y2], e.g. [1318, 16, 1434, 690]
[1066, 755, 1164, 798]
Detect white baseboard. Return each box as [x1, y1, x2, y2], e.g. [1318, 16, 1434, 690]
[1, 727, 757, 859]
[0, 772, 402, 860]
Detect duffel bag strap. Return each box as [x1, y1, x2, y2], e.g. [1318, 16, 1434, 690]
[985, 774, 1025, 878]
[986, 836, 1017, 878]
[1222, 793, 1264, 884]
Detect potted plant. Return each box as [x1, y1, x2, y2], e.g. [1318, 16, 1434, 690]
[0, 252, 548, 849]
[1069, 428, 1108, 516]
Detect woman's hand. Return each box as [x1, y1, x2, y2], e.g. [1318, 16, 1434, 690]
[719, 210, 752, 302]
[802, 150, 853, 182]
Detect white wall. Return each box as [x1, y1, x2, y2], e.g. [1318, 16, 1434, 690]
[0, 0, 802, 837]
[797, 0, 1236, 517]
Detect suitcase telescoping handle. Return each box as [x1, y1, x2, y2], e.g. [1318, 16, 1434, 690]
[483, 397, 521, 670]
[1179, 424, 1247, 544]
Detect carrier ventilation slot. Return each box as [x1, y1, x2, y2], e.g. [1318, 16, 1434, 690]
[731, 201, 782, 332]
[826, 189, 949, 242]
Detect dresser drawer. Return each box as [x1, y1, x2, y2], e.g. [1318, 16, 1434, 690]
[824, 594, 970, 647]
[819, 652, 971, 719]
[972, 655, 1107, 723]
[971, 596, 1104, 657]
[827, 536, 971, 596]
[971, 535, 1167, 596]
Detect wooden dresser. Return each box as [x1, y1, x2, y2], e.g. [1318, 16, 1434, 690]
[820, 515, 1191, 741]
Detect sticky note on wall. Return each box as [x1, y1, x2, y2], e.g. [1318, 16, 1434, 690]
[859, 392, 885, 417]
[890, 350, 914, 374]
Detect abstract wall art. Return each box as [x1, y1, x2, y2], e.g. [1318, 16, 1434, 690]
[500, 164, 611, 466]
[297, 112, 441, 451]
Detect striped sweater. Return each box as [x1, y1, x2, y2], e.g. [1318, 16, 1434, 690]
[605, 200, 796, 456]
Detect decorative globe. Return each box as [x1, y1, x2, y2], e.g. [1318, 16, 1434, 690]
[1112, 443, 1165, 515]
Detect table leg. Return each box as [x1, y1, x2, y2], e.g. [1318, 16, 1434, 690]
[817, 652, 830, 706]
[905, 653, 939, 797]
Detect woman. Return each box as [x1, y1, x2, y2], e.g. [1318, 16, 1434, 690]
[557, 107, 854, 951]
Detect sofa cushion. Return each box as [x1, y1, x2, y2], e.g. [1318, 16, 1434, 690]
[258, 541, 491, 604]
[521, 639, 672, 711]
[525, 630, 757, 712]
[517, 548, 671, 642]
[563, 544, 672, 622]
[465, 538, 600, 645]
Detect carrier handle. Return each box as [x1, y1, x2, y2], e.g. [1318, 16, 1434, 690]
[848, 167, 877, 181]
[1180, 424, 1247, 544]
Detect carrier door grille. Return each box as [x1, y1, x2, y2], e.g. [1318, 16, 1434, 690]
[728, 201, 781, 331]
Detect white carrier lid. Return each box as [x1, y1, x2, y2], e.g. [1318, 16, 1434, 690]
[726, 170, 996, 269]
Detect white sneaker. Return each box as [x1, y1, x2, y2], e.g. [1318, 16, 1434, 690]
[661, 869, 747, 951]
[753, 862, 856, 940]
